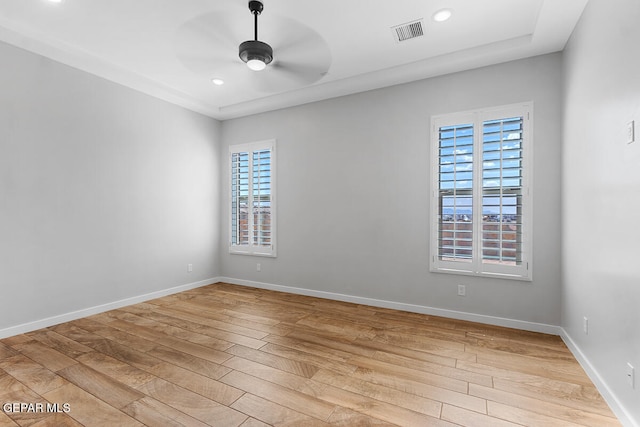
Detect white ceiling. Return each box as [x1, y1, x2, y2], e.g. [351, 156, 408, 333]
[0, 0, 588, 120]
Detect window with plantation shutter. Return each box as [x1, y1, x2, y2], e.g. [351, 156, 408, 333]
[230, 140, 276, 257]
[431, 104, 532, 280]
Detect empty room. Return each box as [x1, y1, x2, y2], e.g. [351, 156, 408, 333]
[0, 0, 638, 426]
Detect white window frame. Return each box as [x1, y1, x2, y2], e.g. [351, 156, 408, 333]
[229, 139, 276, 257]
[430, 103, 533, 281]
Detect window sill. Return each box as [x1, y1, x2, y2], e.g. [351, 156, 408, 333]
[430, 266, 532, 282]
[229, 247, 277, 258]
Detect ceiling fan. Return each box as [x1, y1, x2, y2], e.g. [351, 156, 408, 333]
[174, 1, 332, 93]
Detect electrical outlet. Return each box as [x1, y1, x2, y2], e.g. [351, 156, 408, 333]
[583, 317, 588, 335]
[457, 284, 466, 296]
[256, 263, 261, 272]
[627, 363, 635, 389]
[187, 264, 193, 273]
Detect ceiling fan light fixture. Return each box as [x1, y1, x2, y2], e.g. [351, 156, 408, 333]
[246, 59, 267, 71]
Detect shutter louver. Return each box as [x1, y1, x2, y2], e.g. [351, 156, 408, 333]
[438, 123, 474, 262]
[252, 149, 272, 248]
[481, 117, 524, 265]
[231, 152, 250, 246]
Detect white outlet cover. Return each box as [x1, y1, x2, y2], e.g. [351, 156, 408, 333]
[627, 120, 635, 144]
[627, 363, 635, 388]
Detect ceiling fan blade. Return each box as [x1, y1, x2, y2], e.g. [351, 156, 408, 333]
[260, 16, 332, 67]
[176, 12, 242, 50]
[274, 61, 328, 82]
[273, 32, 328, 60]
[249, 61, 328, 93]
[175, 55, 239, 75]
[174, 10, 246, 75]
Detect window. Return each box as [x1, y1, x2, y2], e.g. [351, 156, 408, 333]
[229, 140, 276, 257]
[430, 104, 532, 280]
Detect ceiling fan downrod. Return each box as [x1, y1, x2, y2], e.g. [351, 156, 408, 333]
[249, 0, 262, 41]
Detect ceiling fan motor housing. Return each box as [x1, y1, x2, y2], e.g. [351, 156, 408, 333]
[239, 40, 273, 65]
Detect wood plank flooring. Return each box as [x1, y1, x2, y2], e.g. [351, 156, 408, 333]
[0, 282, 620, 426]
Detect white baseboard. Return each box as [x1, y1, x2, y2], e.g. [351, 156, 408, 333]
[1, 276, 558, 338]
[560, 329, 638, 427]
[0, 277, 221, 339]
[2, 275, 632, 426]
[218, 277, 561, 335]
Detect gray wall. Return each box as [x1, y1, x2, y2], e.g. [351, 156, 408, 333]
[0, 41, 222, 332]
[1, 4, 636, 421]
[562, 0, 640, 424]
[221, 53, 564, 327]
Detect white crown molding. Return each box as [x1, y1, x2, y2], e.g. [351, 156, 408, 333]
[0, 19, 221, 119]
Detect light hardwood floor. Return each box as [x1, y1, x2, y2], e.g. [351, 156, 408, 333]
[0, 282, 620, 426]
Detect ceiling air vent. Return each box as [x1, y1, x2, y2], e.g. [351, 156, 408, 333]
[391, 19, 424, 43]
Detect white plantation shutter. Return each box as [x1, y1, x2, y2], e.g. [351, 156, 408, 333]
[437, 123, 474, 263]
[231, 151, 249, 246]
[431, 104, 531, 280]
[230, 140, 276, 257]
[482, 117, 523, 266]
[252, 149, 272, 247]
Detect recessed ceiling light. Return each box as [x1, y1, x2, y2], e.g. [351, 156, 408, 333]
[432, 9, 452, 22]
[47, 0, 64, 3]
[211, 78, 225, 86]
